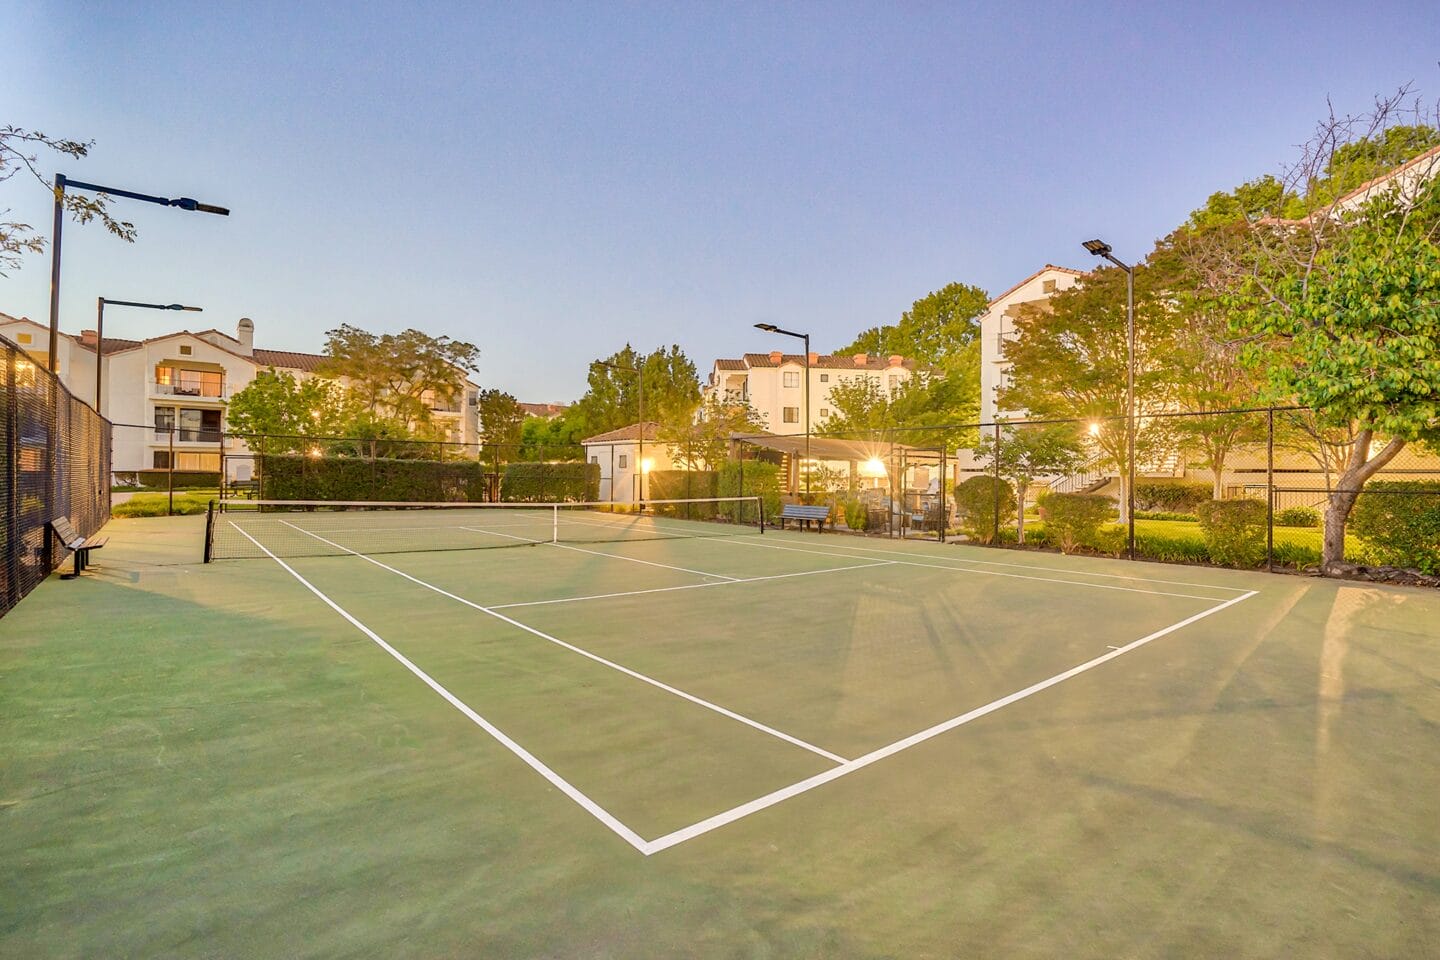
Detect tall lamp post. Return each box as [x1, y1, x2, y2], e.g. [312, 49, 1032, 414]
[1082, 238, 1136, 560]
[592, 359, 645, 504]
[95, 299, 203, 415]
[753, 323, 810, 495]
[48, 174, 228, 372]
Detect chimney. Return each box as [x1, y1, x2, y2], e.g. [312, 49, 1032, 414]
[769, 350, 783, 364]
[852, 353, 867, 366]
[807, 351, 818, 365]
[888, 354, 904, 367]
[79, 329, 98, 347]
[236, 317, 254, 356]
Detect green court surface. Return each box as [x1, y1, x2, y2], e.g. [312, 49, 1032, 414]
[3, 513, 1438, 958]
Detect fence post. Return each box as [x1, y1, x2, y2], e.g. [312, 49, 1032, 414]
[939, 442, 947, 544]
[167, 425, 175, 516]
[992, 421, 1002, 544]
[1266, 407, 1275, 572]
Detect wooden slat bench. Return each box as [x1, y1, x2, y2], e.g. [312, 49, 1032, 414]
[49, 517, 108, 580]
[777, 503, 831, 532]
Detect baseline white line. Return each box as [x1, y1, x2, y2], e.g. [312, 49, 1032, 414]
[710, 537, 1231, 602]
[225, 522, 650, 854]
[458, 525, 740, 580]
[277, 521, 848, 765]
[751, 535, 1256, 593]
[645, 588, 1260, 854]
[489, 560, 897, 610]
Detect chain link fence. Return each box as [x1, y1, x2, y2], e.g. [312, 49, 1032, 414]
[2, 335, 112, 615]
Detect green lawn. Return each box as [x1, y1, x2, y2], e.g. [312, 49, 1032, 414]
[3, 515, 1438, 957]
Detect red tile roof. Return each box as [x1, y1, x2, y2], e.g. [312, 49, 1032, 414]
[736, 352, 921, 370]
[519, 401, 568, 417]
[252, 348, 328, 372]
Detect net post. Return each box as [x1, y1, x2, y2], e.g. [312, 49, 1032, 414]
[552, 503, 559, 543]
[203, 499, 216, 563]
[757, 496, 764, 533]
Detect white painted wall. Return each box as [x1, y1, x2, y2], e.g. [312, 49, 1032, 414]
[978, 267, 1082, 424]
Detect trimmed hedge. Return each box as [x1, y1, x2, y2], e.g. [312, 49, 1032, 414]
[953, 476, 1016, 544]
[1349, 481, 1440, 573]
[1134, 481, 1211, 513]
[259, 454, 491, 502]
[116, 470, 220, 490]
[647, 469, 719, 503]
[500, 461, 600, 503]
[1135, 509, 1199, 523]
[1036, 492, 1115, 554]
[717, 459, 782, 524]
[1196, 499, 1267, 568]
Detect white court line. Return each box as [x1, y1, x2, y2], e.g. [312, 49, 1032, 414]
[751, 536, 1256, 593]
[225, 522, 650, 854]
[277, 521, 848, 765]
[710, 537, 1233, 602]
[489, 560, 897, 610]
[644, 588, 1260, 854]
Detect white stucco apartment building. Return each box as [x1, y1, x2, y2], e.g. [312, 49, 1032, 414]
[977, 264, 1084, 425]
[0, 313, 482, 479]
[702, 350, 923, 435]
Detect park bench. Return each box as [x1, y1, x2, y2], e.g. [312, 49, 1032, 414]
[777, 503, 831, 532]
[49, 516, 108, 580]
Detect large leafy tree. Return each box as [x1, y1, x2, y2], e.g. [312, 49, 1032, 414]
[316, 324, 480, 432]
[976, 422, 1085, 544]
[225, 370, 364, 454]
[518, 412, 585, 460]
[570, 344, 700, 436]
[1231, 176, 1440, 569]
[837, 282, 990, 370]
[1, 125, 135, 275]
[818, 364, 978, 448]
[999, 261, 1181, 522]
[660, 395, 767, 470]
[476, 389, 525, 463]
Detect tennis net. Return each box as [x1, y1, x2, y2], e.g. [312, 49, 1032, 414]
[204, 496, 765, 561]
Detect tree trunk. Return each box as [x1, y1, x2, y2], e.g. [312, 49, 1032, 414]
[1321, 431, 1406, 573]
[1016, 481, 1028, 544]
[1211, 448, 1226, 500]
[1116, 472, 1129, 524]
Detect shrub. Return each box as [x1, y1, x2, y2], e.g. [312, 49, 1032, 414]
[500, 461, 600, 503]
[1274, 506, 1320, 528]
[1135, 529, 1211, 564]
[1348, 481, 1440, 573]
[1271, 540, 1322, 570]
[646, 469, 718, 503]
[1195, 499, 1267, 568]
[842, 499, 867, 531]
[260, 454, 494, 502]
[1085, 525, 1127, 556]
[953, 476, 1016, 545]
[1035, 492, 1114, 554]
[1134, 481, 1211, 513]
[717, 459, 782, 524]
[1134, 510, 1199, 523]
[112, 493, 210, 517]
[115, 469, 221, 490]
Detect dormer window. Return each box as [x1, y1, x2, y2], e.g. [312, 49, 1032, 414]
[17, 333, 32, 344]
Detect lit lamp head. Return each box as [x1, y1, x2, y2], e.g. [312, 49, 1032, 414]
[1082, 239, 1113, 258]
[640, 457, 655, 474]
[859, 457, 887, 479]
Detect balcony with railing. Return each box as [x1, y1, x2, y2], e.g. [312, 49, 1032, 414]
[152, 429, 231, 446]
[151, 369, 230, 400]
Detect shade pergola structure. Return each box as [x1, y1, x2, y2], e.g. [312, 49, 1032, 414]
[729, 431, 950, 539]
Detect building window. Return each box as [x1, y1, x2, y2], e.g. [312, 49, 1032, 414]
[17, 333, 31, 344]
[179, 345, 193, 356]
[590, 456, 598, 465]
[618, 454, 628, 469]
[783, 371, 800, 388]
[819, 373, 828, 383]
[152, 451, 171, 469]
[888, 375, 900, 392]
[782, 407, 799, 423]
[1042, 279, 1057, 293]
[819, 408, 829, 419]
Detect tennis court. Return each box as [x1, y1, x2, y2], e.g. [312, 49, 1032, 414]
[4, 501, 1439, 957]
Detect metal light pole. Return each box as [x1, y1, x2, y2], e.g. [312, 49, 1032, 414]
[48, 174, 228, 372]
[592, 359, 644, 503]
[754, 323, 811, 496]
[95, 299, 202, 415]
[1082, 239, 1136, 561]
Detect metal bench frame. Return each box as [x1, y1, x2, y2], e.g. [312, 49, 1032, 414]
[777, 503, 831, 532]
[50, 517, 108, 580]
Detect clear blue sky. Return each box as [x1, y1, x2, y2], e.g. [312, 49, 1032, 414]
[5, 1, 1438, 401]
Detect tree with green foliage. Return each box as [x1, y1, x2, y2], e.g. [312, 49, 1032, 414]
[817, 359, 978, 447]
[660, 395, 767, 470]
[1, 125, 135, 275]
[999, 259, 1181, 522]
[976, 422, 1085, 544]
[316, 324, 480, 433]
[570, 344, 700, 436]
[837, 282, 990, 370]
[224, 370, 358, 454]
[518, 412, 585, 460]
[476, 389, 525, 463]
